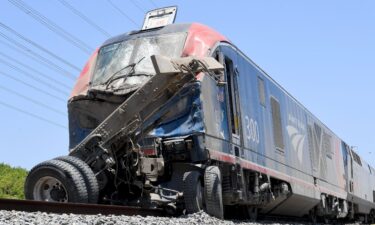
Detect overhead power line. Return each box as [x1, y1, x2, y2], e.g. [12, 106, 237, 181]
[0, 35, 76, 80]
[56, 0, 111, 38]
[8, 0, 93, 54]
[107, 0, 139, 27]
[129, 0, 146, 13]
[0, 57, 70, 95]
[0, 99, 67, 129]
[0, 71, 66, 102]
[0, 84, 66, 116]
[0, 52, 72, 90]
[0, 22, 81, 72]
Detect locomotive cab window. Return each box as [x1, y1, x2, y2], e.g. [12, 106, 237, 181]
[271, 97, 284, 151]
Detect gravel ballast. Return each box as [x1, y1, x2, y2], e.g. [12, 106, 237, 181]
[0, 210, 298, 225]
[0, 210, 363, 225]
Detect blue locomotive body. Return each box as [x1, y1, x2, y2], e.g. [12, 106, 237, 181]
[27, 19, 374, 221]
[199, 41, 374, 219]
[68, 23, 374, 220]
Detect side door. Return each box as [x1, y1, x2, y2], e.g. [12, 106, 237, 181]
[341, 142, 352, 193]
[348, 147, 354, 193]
[218, 51, 243, 158]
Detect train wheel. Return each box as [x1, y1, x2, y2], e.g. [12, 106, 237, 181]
[25, 159, 88, 203]
[204, 166, 224, 219]
[183, 171, 203, 214]
[55, 156, 99, 204]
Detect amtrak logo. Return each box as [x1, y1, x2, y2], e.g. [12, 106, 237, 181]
[287, 125, 306, 163]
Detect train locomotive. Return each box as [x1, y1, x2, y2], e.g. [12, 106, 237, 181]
[25, 7, 375, 222]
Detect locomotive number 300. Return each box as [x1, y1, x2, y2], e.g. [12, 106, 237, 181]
[245, 116, 260, 144]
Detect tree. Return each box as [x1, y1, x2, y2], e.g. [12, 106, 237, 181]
[0, 163, 28, 199]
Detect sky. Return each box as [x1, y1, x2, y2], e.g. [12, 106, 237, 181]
[0, 0, 374, 170]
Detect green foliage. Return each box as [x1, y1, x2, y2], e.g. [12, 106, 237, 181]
[0, 163, 28, 199]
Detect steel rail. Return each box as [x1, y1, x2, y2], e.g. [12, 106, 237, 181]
[0, 198, 164, 217]
[0, 199, 356, 223]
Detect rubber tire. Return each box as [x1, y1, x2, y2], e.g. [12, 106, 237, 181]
[55, 156, 99, 204]
[204, 166, 224, 219]
[183, 171, 203, 214]
[25, 159, 88, 203]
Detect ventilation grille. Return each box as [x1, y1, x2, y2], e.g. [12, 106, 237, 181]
[257, 77, 266, 106]
[271, 97, 284, 151]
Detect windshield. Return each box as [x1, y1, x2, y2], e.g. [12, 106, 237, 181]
[91, 32, 187, 92]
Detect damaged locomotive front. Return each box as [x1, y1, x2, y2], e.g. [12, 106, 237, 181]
[25, 7, 229, 219]
[66, 30, 219, 210]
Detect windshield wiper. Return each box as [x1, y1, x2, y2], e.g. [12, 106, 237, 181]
[102, 57, 146, 88]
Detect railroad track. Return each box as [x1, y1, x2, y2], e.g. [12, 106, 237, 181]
[0, 199, 358, 224]
[0, 198, 164, 217]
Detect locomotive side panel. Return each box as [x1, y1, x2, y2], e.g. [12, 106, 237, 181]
[203, 43, 321, 216]
[351, 157, 375, 214]
[182, 32, 374, 218]
[255, 58, 322, 216]
[228, 43, 318, 194]
[204, 42, 362, 216]
[234, 49, 266, 165]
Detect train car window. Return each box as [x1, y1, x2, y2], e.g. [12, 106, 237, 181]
[341, 142, 348, 167]
[351, 150, 362, 166]
[257, 77, 266, 106]
[373, 191, 375, 203]
[368, 165, 372, 174]
[270, 97, 284, 151]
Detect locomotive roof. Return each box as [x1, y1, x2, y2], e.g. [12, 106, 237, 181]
[70, 23, 228, 98]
